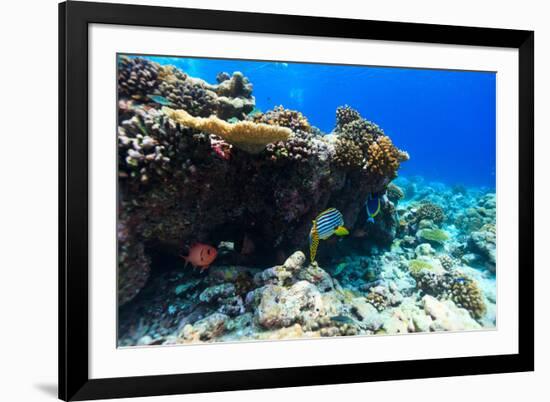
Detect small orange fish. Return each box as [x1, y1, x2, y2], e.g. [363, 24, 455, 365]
[181, 243, 217, 271]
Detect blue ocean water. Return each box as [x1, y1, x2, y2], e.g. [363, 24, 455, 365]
[139, 55, 496, 188]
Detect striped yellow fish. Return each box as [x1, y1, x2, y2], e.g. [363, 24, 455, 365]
[309, 208, 349, 262]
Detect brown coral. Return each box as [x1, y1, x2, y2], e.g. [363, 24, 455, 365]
[252, 106, 311, 133]
[335, 105, 362, 130]
[365, 292, 388, 312]
[163, 107, 291, 154]
[334, 137, 364, 169]
[386, 183, 405, 203]
[118, 56, 161, 98]
[366, 135, 409, 179]
[416, 202, 446, 224]
[449, 276, 487, 319]
[215, 71, 253, 98]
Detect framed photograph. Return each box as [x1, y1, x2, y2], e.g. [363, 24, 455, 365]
[59, 1, 534, 400]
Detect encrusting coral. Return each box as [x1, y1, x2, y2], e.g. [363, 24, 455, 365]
[163, 107, 292, 154]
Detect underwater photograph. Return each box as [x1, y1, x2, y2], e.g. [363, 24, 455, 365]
[117, 54, 497, 347]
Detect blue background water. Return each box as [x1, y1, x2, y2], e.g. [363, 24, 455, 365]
[136, 55, 496, 188]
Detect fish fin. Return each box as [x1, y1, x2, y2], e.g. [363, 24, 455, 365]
[367, 217, 375, 223]
[180, 255, 189, 268]
[373, 198, 381, 217]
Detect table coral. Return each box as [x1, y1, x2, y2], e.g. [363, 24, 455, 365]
[163, 107, 291, 154]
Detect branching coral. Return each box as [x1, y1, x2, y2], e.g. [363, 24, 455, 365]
[366, 135, 409, 179]
[118, 106, 195, 183]
[163, 107, 291, 153]
[118, 56, 161, 98]
[449, 275, 487, 319]
[331, 105, 409, 179]
[335, 105, 362, 130]
[410, 263, 487, 320]
[157, 78, 219, 117]
[265, 129, 328, 163]
[438, 255, 456, 270]
[251, 106, 311, 133]
[338, 119, 385, 153]
[334, 137, 364, 169]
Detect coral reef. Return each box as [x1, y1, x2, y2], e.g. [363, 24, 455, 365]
[116, 58, 496, 346]
[118, 56, 256, 119]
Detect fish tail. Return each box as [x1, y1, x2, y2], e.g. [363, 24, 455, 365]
[310, 230, 319, 263]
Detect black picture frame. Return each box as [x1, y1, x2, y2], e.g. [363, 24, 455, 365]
[59, 1, 534, 400]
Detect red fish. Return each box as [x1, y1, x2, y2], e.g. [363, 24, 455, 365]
[181, 243, 218, 271]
